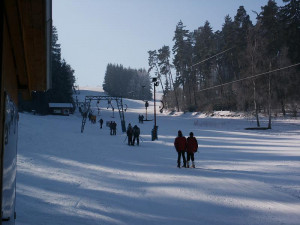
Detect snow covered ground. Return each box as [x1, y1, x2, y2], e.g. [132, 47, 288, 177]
[16, 88, 300, 225]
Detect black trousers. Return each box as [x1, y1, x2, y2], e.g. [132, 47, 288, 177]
[128, 135, 133, 145]
[187, 152, 194, 161]
[133, 136, 139, 145]
[177, 151, 186, 163]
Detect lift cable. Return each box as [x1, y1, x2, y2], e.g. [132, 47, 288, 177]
[191, 47, 234, 68]
[197, 62, 300, 92]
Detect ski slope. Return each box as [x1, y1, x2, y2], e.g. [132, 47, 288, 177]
[16, 87, 300, 225]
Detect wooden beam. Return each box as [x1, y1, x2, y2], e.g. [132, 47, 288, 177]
[19, 0, 47, 92]
[4, 0, 30, 93]
[3, 0, 48, 101]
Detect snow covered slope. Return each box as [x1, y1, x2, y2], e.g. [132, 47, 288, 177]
[16, 88, 300, 225]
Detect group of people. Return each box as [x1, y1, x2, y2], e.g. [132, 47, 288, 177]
[98, 117, 198, 169]
[98, 118, 141, 145]
[174, 130, 198, 168]
[109, 121, 117, 135]
[126, 123, 140, 146]
[138, 114, 144, 123]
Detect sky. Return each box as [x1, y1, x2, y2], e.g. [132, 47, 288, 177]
[52, 0, 285, 87]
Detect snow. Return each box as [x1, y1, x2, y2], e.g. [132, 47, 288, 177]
[16, 88, 300, 225]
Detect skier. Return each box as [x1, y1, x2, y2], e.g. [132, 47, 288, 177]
[174, 130, 187, 168]
[132, 125, 140, 146]
[127, 123, 133, 145]
[99, 118, 103, 129]
[186, 132, 198, 168]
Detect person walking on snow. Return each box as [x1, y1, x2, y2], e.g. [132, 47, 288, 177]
[132, 125, 140, 146]
[99, 118, 103, 129]
[127, 123, 133, 145]
[186, 132, 198, 168]
[112, 122, 117, 135]
[109, 121, 113, 135]
[174, 130, 187, 168]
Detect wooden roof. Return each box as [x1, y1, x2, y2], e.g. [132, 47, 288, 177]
[49, 103, 73, 108]
[3, 0, 52, 102]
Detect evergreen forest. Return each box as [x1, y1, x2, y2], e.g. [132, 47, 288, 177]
[103, 64, 152, 100]
[49, 26, 76, 103]
[149, 0, 300, 117]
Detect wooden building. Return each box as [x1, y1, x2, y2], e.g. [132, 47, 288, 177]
[49, 103, 74, 116]
[0, 0, 52, 224]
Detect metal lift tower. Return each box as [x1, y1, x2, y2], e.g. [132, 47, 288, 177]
[80, 96, 126, 133]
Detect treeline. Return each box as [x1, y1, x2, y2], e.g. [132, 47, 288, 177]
[49, 26, 76, 103]
[149, 0, 300, 117]
[103, 64, 152, 100]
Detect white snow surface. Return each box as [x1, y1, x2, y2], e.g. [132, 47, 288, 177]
[16, 88, 300, 225]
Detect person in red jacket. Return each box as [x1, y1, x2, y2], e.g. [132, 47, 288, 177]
[186, 132, 198, 168]
[174, 130, 187, 168]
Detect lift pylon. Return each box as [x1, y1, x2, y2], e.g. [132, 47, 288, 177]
[80, 96, 126, 133]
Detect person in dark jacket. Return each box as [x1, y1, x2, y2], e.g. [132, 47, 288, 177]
[186, 132, 198, 168]
[132, 125, 140, 146]
[174, 130, 187, 168]
[99, 118, 103, 129]
[109, 121, 113, 135]
[112, 122, 117, 135]
[127, 123, 133, 145]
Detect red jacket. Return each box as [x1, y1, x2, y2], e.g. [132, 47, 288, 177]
[174, 136, 186, 152]
[186, 137, 198, 153]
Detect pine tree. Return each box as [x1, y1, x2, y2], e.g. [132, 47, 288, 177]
[281, 0, 300, 63]
[193, 21, 214, 88]
[259, 0, 282, 59]
[172, 20, 190, 87]
[157, 45, 180, 111]
[172, 20, 193, 110]
[50, 26, 75, 103]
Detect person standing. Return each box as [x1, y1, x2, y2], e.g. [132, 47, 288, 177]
[99, 118, 103, 129]
[141, 115, 144, 123]
[112, 122, 117, 135]
[127, 123, 133, 145]
[186, 132, 198, 168]
[109, 121, 113, 135]
[174, 130, 187, 168]
[132, 125, 140, 146]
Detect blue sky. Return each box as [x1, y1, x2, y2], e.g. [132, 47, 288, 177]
[53, 0, 284, 87]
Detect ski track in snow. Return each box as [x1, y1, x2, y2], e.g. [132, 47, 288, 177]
[15, 88, 300, 225]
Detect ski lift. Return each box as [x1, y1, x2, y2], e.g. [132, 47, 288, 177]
[124, 104, 128, 112]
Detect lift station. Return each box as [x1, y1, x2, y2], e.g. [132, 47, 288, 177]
[80, 96, 126, 133]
